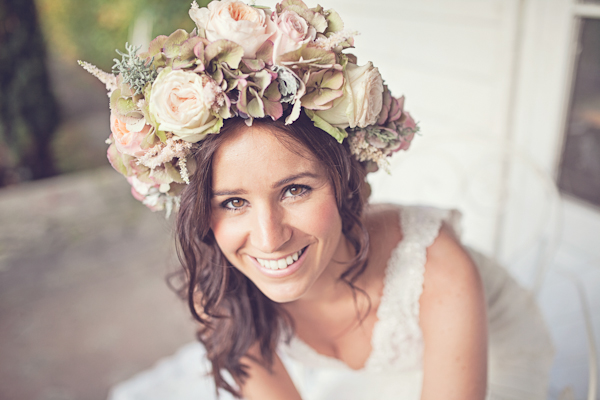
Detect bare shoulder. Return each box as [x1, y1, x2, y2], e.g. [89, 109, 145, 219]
[419, 223, 488, 399]
[420, 222, 483, 309]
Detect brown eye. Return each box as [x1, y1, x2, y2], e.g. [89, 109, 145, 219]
[224, 198, 245, 209]
[284, 185, 309, 199]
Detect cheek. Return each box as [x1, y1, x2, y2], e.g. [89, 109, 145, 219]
[211, 216, 244, 257]
[300, 197, 342, 240]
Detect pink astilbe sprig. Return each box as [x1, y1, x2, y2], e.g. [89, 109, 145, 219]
[77, 61, 118, 96]
[313, 30, 358, 51]
[137, 134, 194, 183]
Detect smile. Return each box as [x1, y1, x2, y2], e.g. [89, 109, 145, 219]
[255, 248, 306, 270]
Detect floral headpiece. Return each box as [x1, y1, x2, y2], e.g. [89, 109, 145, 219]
[79, 0, 418, 216]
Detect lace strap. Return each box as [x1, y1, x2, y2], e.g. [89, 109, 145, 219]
[365, 206, 462, 371]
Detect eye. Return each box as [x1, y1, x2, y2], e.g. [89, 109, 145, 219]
[283, 185, 310, 199]
[223, 198, 246, 210]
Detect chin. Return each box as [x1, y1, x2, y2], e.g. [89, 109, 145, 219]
[257, 282, 309, 304]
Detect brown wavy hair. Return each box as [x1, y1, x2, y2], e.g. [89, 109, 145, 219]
[174, 111, 370, 398]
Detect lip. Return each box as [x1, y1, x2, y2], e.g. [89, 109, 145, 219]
[248, 246, 309, 278]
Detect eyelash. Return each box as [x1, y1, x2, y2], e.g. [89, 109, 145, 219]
[220, 184, 312, 212]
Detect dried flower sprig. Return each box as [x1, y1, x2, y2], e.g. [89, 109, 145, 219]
[77, 60, 118, 95]
[112, 43, 158, 95]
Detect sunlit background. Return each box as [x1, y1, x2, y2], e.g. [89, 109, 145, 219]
[0, 0, 598, 399]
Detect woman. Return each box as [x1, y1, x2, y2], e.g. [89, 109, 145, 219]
[80, 0, 554, 398]
[176, 113, 490, 400]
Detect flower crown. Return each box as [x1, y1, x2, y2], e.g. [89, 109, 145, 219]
[79, 0, 418, 216]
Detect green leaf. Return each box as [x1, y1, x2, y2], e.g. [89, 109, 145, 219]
[205, 116, 224, 134]
[156, 129, 167, 143]
[305, 109, 347, 143]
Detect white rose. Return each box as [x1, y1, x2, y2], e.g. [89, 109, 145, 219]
[189, 0, 276, 58]
[315, 62, 384, 129]
[149, 68, 222, 143]
[270, 10, 316, 63]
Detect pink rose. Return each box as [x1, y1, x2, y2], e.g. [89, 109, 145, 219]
[315, 62, 384, 129]
[149, 68, 223, 142]
[189, 0, 276, 58]
[270, 10, 316, 63]
[110, 113, 152, 157]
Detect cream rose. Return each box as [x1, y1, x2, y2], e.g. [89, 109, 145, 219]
[270, 10, 316, 63]
[149, 68, 222, 143]
[315, 62, 384, 129]
[189, 0, 276, 58]
[110, 113, 152, 157]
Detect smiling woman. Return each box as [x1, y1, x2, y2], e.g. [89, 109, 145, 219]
[78, 1, 554, 399]
[174, 114, 373, 396]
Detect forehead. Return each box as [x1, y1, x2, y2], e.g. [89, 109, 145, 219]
[211, 125, 323, 188]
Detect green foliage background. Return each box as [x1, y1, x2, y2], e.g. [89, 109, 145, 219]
[36, 0, 211, 70]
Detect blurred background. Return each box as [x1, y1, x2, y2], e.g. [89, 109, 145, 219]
[0, 0, 598, 399]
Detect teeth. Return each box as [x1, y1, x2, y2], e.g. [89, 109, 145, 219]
[256, 248, 304, 270]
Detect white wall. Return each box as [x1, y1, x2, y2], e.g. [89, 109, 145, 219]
[262, 0, 523, 256]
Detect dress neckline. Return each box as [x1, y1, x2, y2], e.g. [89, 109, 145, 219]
[284, 206, 408, 371]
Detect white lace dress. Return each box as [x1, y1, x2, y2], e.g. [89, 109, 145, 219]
[108, 206, 554, 400]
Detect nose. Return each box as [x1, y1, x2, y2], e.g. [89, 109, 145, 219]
[250, 203, 292, 254]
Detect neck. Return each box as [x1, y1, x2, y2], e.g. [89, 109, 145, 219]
[282, 234, 364, 318]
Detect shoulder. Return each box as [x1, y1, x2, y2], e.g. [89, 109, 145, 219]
[418, 223, 488, 399]
[420, 223, 485, 321]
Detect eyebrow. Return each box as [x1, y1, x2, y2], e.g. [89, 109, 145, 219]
[211, 172, 321, 198]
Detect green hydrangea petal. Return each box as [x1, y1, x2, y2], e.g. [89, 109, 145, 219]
[324, 9, 344, 33]
[247, 88, 265, 118]
[163, 29, 190, 59]
[204, 39, 244, 69]
[139, 35, 168, 60]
